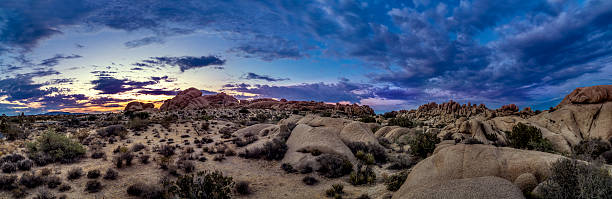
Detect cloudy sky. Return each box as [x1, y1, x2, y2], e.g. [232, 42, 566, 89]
[0, 0, 611, 115]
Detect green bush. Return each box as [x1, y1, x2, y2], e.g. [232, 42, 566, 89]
[349, 164, 376, 185]
[325, 184, 344, 198]
[507, 123, 554, 153]
[316, 154, 353, 178]
[26, 131, 86, 165]
[539, 158, 612, 198]
[387, 117, 415, 128]
[170, 170, 234, 199]
[407, 132, 440, 159]
[385, 171, 408, 191]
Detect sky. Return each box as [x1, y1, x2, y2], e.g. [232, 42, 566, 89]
[0, 0, 611, 115]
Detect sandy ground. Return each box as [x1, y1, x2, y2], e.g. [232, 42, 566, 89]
[0, 119, 397, 199]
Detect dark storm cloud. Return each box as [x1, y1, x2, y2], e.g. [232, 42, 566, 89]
[224, 79, 372, 103]
[35, 94, 88, 108]
[0, 69, 61, 101]
[90, 76, 156, 94]
[242, 72, 289, 82]
[137, 89, 178, 96]
[136, 56, 225, 72]
[89, 97, 132, 105]
[39, 54, 82, 66]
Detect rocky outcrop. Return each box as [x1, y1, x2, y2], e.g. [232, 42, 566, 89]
[124, 101, 155, 112]
[395, 176, 525, 199]
[393, 144, 564, 199]
[159, 87, 374, 116]
[557, 85, 612, 106]
[160, 88, 239, 111]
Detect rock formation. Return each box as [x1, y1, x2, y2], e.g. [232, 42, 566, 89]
[393, 144, 564, 199]
[124, 101, 155, 112]
[159, 88, 239, 111]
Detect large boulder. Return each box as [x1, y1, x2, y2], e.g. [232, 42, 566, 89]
[394, 176, 525, 199]
[394, 144, 564, 199]
[282, 124, 356, 172]
[124, 101, 155, 112]
[339, 121, 381, 147]
[160, 88, 203, 111]
[557, 85, 612, 106]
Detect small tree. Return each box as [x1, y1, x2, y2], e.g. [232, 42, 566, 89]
[408, 131, 440, 158]
[507, 123, 554, 153]
[26, 131, 86, 165]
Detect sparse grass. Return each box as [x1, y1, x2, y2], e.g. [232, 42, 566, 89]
[170, 170, 234, 199]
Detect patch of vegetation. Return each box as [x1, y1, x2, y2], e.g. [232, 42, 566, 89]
[386, 154, 417, 170]
[127, 182, 164, 198]
[235, 181, 251, 195]
[0, 174, 17, 190]
[85, 180, 102, 193]
[240, 139, 287, 160]
[87, 169, 101, 179]
[385, 171, 408, 191]
[169, 170, 234, 199]
[573, 139, 610, 160]
[387, 116, 415, 128]
[97, 125, 127, 138]
[316, 154, 353, 178]
[34, 189, 56, 199]
[354, 151, 375, 165]
[507, 123, 554, 153]
[2, 162, 17, 173]
[67, 167, 83, 180]
[46, 175, 62, 189]
[0, 122, 26, 141]
[104, 168, 118, 180]
[128, 117, 150, 131]
[26, 131, 86, 165]
[325, 184, 344, 198]
[407, 131, 440, 159]
[302, 176, 318, 185]
[131, 143, 146, 152]
[349, 164, 376, 185]
[159, 144, 176, 157]
[538, 158, 612, 198]
[359, 116, 376, 123]
[20, 172, 44, 188]
[347, 142, 387, 163]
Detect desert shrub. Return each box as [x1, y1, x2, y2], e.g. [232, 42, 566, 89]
[45, 175, 62, 189]
[316, 154, 353, 178]
[235, 136, 258, 147]
[377, 137, 391, 149]
[386, 154, 417, 170]
[26, 131, 86, 165]
[407, 131, 440, 159]
[302, 176, 318, 185]
[11, 186, 26, 198]
[602, 150, 612, 164]
[356, 194, 371, 199]
[40, 168, 52, 176]
[0, 154, 25, 163]
[349, 164, 376, 185]
[85, 180, 102, 193]
[97, 125, 127, 138]
[354, 151, 375, 165]
[573, 139, 610, 160]
[178, 160, 195, 173]
[360, 116, 376, 123]
[104, 168, 118, 180]
[34, 189, 56, 199]
[58, 184, 71, 192]
[387, 117, 415, 128]
[127, 182, 164, 198]
[91, 151, 105, 159]
[1, 122, 26, 141]
[507, 123, 554, 153]
[159, 145, 175, 157]
[20, 172, 44, 188]
[0, 174, 17, 190]
[238, 108, 250, 114]
[385, 171, 408, 191]
[114, 151, 134, 168]
[169, 170, 234, 199]
[87, 169, 101, 179]
[67, 167, 82, 180]
[241, 139, 287, 160]
[347, 142, 387, 163]
[140, 154, 150, 164]
[235, 181, 251, 195]
[539, 158, 612, 198]
[2, 162, 17, 173]
[464, 138, 483, 144]
[281, 163, 297, 173]
[325, 184, 344, 198]
[131, 143, 146, 152]
[128, 117, 150, 131]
